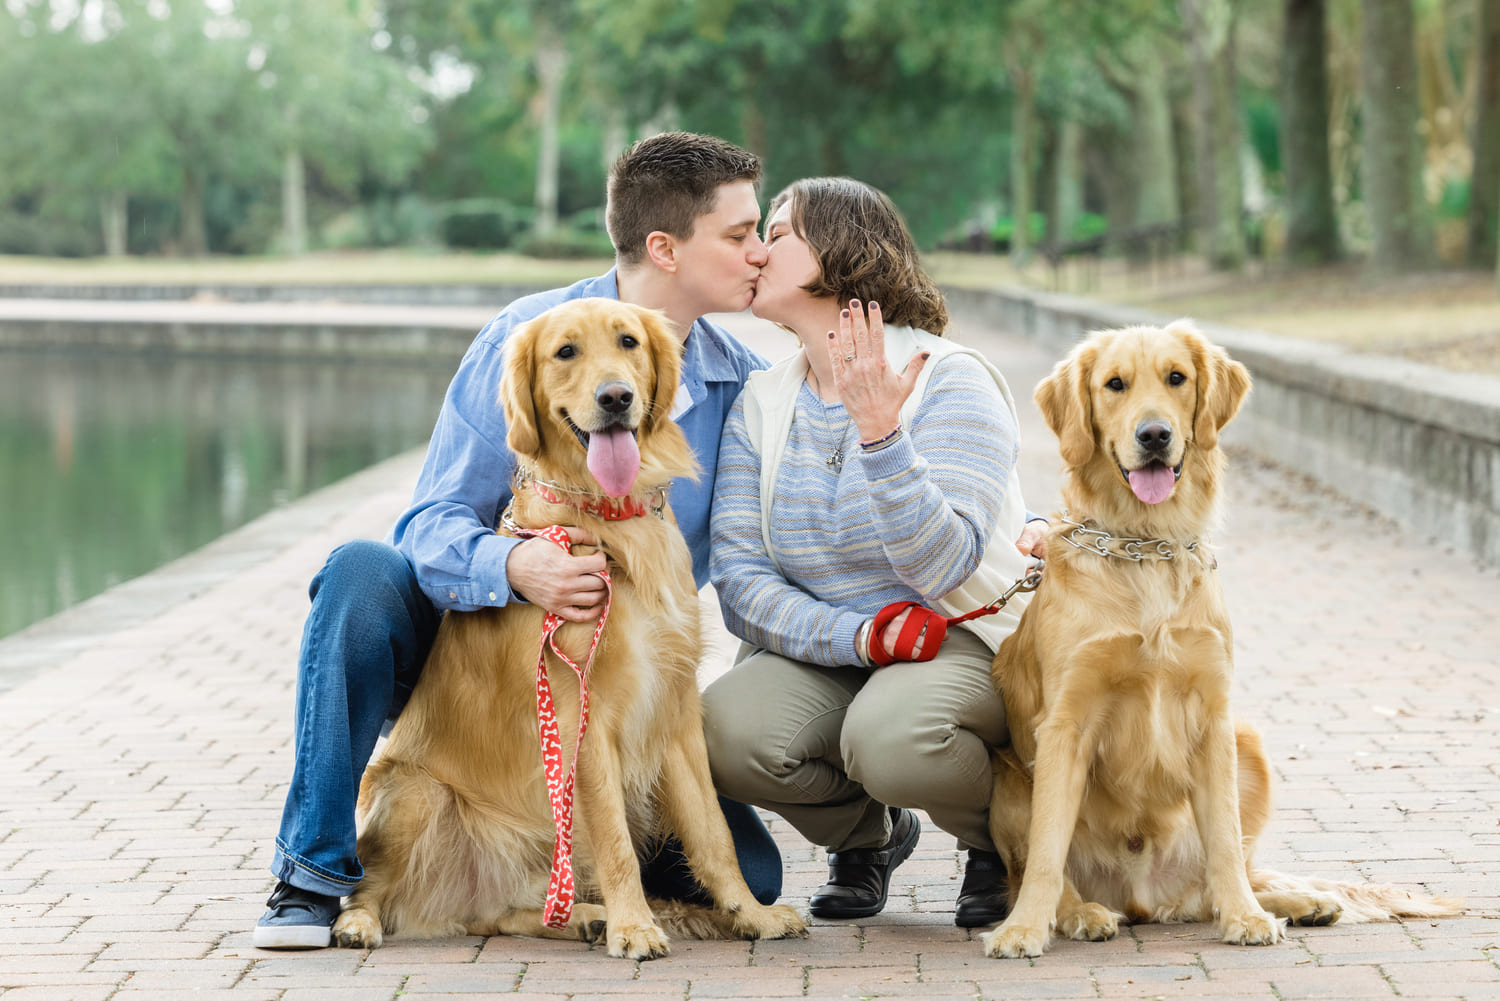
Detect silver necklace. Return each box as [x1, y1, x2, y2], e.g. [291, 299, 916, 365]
[828, 442, 845, 472]
[805, 373, 851, 472]
[823, 409, 852, 473]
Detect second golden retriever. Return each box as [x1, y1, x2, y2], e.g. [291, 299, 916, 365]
[331, 298, 805, 959]
[983, 321, 1459, 959]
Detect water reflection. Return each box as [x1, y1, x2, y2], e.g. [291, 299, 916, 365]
[0, 350, 454, 639]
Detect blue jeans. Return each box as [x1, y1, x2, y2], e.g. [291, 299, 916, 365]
[270, 539, 782, 905]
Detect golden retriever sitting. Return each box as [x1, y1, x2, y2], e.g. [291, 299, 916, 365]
[982, 320, 1459, 959]
[332, 298, 806, 959]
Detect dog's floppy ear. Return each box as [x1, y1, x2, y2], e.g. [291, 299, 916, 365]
[1034, 339, 1097, 467]
[1176, 320, 1251, 451]
[636, 306, 682, 436]
[500, 315, 543, 458]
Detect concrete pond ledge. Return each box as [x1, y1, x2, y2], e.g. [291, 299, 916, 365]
[0, 297, 506, 361]
[944, 283, 1500, 569]
[0, 281, 542, 305]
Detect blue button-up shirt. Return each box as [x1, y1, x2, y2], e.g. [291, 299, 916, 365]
[389, 270, 767, 610]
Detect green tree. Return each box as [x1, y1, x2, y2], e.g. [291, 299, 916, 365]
[238, 0, 431, 253]
[586, 0, 1011, 244]
[0, 5, 177, 255]
[139, 1, 273, 255]
[384, 0, 587, 237]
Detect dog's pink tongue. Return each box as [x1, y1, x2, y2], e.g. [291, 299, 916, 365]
[1128, 465, 1176, 505]
[586, 426, 640, 498]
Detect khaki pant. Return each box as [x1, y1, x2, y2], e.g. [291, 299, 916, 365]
[701, 628, 1008, 854]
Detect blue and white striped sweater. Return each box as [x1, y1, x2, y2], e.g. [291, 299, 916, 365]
[710, 354, 1019, 667]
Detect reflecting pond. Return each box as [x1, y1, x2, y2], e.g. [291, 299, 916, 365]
[0, 348, 454, 640]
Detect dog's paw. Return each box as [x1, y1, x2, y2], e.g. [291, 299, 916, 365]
[732, 903, 808, 940]
[332, 908, 383, 949]
[570, 903, 608, 945]
[982, 918, 1051, 959]
[1220, 909, 1285, 946]
[1283, 892, 1342, 927]
[1057, 902, 1118, 942]
[608, 920, 671, 960]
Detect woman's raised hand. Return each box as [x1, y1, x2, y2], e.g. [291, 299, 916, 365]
[828, 300, 929, 443]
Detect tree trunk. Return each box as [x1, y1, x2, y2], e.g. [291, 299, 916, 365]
[1051, 117, 1083, 247]
[738, 46, 769, 166]
[1181, 0, 1246, 269]
[1358, 0, 1432, 270]
[1469, 0, 1500, 266]
[1281, 0, 1341, 263]
[638, 103, 679, 138]
[180, 165, 208, 257]
[1087, 120, 1139, 235]
[99, 192, 128, 257]
[281, 147, 308, 256]
[819, 133, 846, 177]
[1130, 58, 1181, 227]
[601, 107, 627, 175]
[1010, 62, 1037, 264]
[742, 101, 768, 169]
[533, 33, 568, 238]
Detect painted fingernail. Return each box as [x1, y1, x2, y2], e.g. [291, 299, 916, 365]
[828, 331, 836, 339]
[841, 309, 849, 318]
[922, 352, 931, 359]
[870, 302, 880, 310]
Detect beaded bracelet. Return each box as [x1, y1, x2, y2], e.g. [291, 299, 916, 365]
[859, 424, 903, 452]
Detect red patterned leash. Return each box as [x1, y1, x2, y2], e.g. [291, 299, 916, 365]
[516, 524, 613, 928]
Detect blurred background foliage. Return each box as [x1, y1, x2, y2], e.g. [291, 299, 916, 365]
[3, 0, 1499, 275]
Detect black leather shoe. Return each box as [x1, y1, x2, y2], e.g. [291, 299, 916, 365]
[809, 808, 920, 920]
[954, 849, 1010, 927]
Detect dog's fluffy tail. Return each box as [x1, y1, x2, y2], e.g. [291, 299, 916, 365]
[1251, 868, 1463, 923]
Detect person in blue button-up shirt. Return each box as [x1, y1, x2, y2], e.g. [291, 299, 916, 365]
[254, 133, 780, 950]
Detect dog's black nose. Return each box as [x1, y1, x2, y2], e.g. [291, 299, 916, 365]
[1136, 420, 1172, 451]
[596, 381, 634, 414]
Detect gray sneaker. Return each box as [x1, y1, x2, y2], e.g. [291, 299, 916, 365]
[252, 880, 341, 949]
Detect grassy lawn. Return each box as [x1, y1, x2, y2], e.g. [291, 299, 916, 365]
[4, 248, 1498, 376]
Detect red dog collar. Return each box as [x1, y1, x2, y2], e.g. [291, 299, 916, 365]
[530, 480, 666, 521]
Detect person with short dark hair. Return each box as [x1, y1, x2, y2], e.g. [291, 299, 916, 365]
[703, 176, 1042, 929]
[254, 132, 781, 950]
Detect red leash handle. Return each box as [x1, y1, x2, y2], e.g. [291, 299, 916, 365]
[867, 601, 949, 666]
[866, 564, 1042, 666]
[518, 524, 612, 928]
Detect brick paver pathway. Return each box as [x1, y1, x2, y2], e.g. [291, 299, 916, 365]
[1, 310, 1497, 1000]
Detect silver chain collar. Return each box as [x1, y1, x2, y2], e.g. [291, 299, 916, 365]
[1056, 513, 1201, 563]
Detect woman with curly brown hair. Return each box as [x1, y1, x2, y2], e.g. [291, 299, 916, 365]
[703, 177, 1042, 927]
